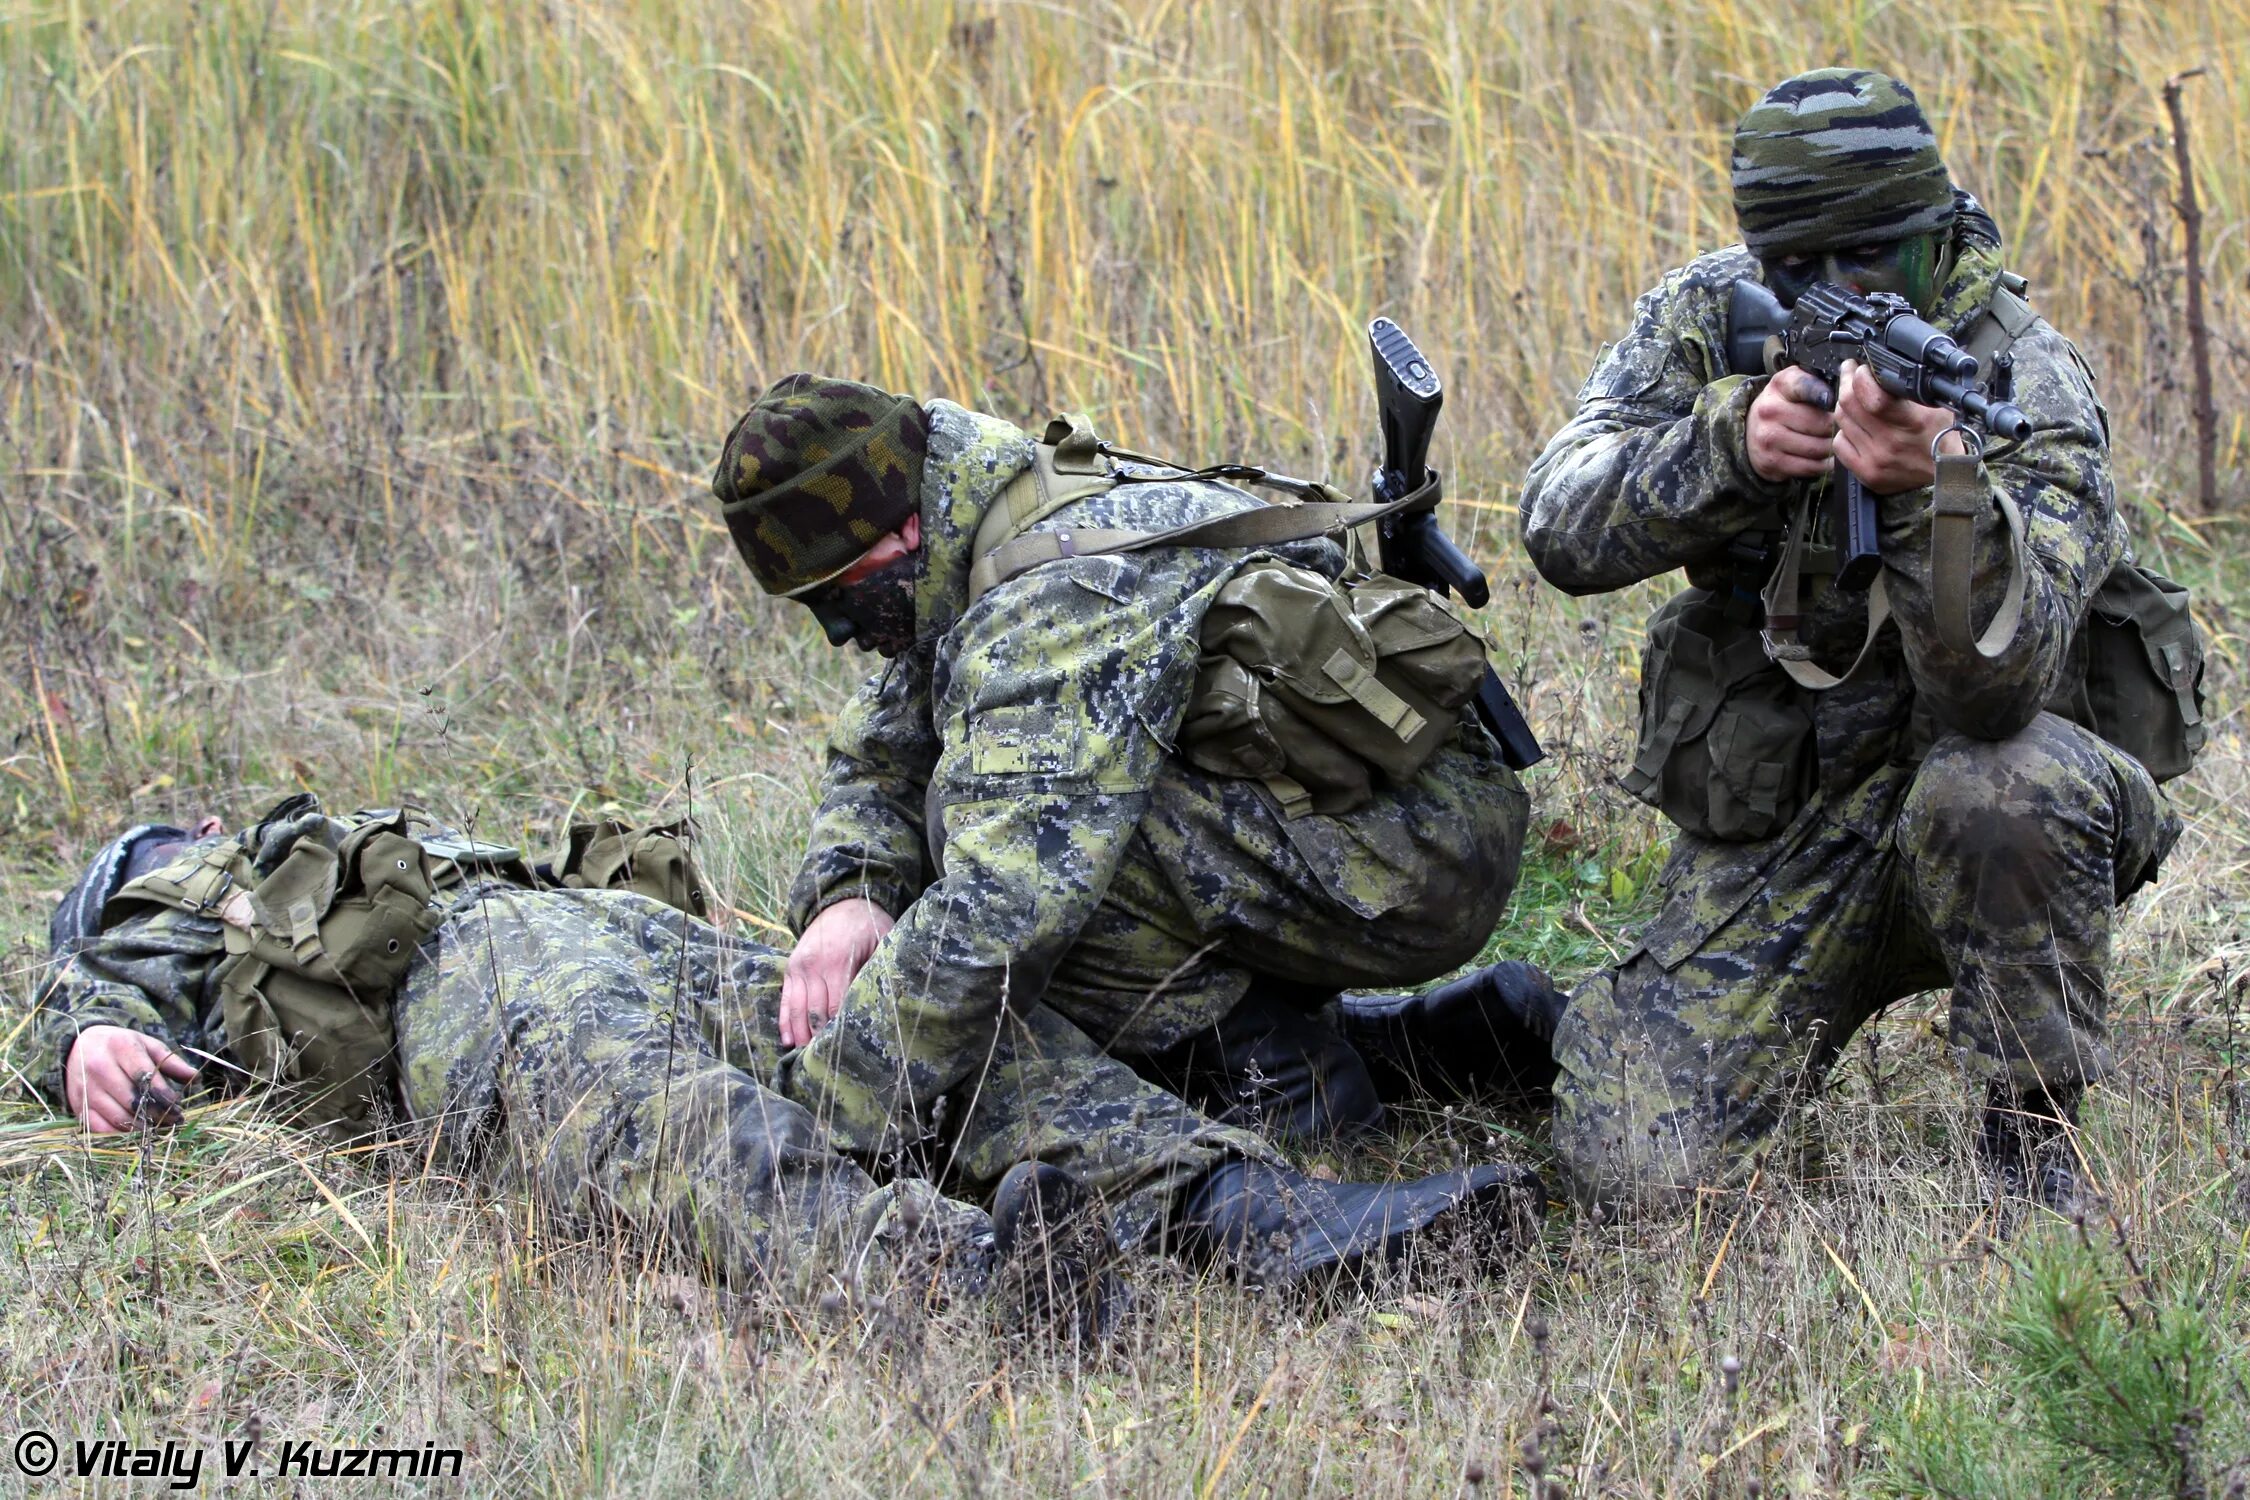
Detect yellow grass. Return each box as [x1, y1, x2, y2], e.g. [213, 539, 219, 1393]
[1, 1, 2246, 1494]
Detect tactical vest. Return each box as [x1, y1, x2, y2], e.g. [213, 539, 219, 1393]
[967, 418, 1492, 818]
[110, 799, 708, 1137]
[1627, 275, 2208, 842]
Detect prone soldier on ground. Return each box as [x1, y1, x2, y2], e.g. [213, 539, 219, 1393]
[30, 796, 1535, 1339]
[1516, 68, 2203, 1217]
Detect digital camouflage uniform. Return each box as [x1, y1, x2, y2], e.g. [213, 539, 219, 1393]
[782, 401, 1529, 1156]
[1520, 207, 2178, 1214]
[29, 834, 1280, 1281]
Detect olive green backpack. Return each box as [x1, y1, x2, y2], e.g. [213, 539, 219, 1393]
[112, 807, 452, 1138]
[1182, 563, 1488, 817]
[967, 415, 1493, 818]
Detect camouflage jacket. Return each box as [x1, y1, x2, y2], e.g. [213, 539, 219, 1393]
[1520, 213, 2124, 813]
[25, 859, 235, 1107]
[784, 401, 1343, 1149]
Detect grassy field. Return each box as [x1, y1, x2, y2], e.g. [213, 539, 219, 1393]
[2, 0, 2246, 1493]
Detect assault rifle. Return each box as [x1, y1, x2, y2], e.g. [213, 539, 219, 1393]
[1725, 280, 2032, 590]
[1367, 318, 1544, 770]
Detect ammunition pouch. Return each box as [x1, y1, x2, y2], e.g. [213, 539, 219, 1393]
[1180, 561, 1490, 818]
[1627, 587, 1816, 842]
[558, 818, 710, 917]
[2050, 563, 2206, 784]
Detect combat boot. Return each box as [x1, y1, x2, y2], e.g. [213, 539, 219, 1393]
[1977, 1081, 2088, 1215]
[1335, 959, 1566, 1103]
[1174, 1158, 1544, 1290]
[990, 1161, 1127, 1344]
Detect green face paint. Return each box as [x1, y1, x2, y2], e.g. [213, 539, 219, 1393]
[1762, 232, 1944, 315]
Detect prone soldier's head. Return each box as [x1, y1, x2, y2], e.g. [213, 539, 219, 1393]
[1731, 69, 1957, 314]
[51, 816, 225, 957]
[712, 373, 929, 656]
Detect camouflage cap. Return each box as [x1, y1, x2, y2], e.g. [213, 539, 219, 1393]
[1731, 69, 1955, 257]
[712, 374, 929, 597]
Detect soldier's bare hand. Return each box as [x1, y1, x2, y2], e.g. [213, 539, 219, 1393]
[64, 1025, 198, 1134]
[1746, 366, 1840, 482]
[781, 898, 895, 1048]
[1835, 360, 1964, 495]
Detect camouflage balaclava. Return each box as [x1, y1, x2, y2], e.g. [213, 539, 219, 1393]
[1731, 69, 1956, 259]
[712, 374, 929, 598]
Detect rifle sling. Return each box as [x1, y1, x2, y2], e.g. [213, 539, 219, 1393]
[1930, 452, 2030, 659]
[1934, 274, 2034, 658]
[1760, 488, 1891, 691]
[1758, 273, 2033, 689]
[1760, 462, 2029, 690]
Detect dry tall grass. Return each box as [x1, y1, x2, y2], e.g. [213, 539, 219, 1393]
[2, 1, 2246, 1494]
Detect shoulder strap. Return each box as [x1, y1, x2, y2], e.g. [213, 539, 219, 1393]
[966, 411, 1433, 605]
[1963, 271, 2036, 370]
[113, 837, 258, 918]
[968, 414, 1123, 582]
[968, 487, 1423, 606]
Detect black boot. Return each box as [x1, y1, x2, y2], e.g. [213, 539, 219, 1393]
[991, 1162, 1127, 1343]
[1173, 1158, 1544, 1290]
[1132, 982, 1387, 1145]
[1336, 960, 1566, 1104]
[1977, 1081, 2087, 1214]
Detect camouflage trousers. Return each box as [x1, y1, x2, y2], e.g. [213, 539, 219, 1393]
[1052, 727, 1529, 1138]
[392, 886, 1266, 1295]
[1554, 713, 2177, 1215]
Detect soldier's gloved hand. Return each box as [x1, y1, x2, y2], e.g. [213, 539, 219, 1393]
[64, 1025, 199, 1134]
[781, 897, 895, 1048]
[1746, 366, 1840, 482]
[1836, 360, 1966, 495]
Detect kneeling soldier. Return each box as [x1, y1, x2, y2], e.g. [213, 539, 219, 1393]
[711, 373, 1557, 1152]
[1518, 70, 2198, 1215]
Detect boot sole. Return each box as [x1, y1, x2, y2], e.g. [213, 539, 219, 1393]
[1272, 1164, 1545, 1291]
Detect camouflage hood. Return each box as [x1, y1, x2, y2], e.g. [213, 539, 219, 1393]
[1925, 189, 2007, 337]
[909, 399, 1039, 643]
